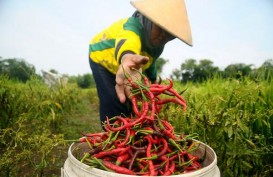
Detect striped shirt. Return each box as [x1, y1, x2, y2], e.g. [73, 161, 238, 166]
[89, 17, 164, 81]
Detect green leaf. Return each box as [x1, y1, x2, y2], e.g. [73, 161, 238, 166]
[241, 160, 253, 169]
[236, 117, 249, 133]
[54, 102, 63, 109]
[245, 139, 256, 149]
[227, 126, 233, 138]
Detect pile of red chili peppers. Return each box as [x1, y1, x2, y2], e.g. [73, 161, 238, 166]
[77, 76, 204, 176]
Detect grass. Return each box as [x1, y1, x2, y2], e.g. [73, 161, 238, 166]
[0, 77, 103, 177]
[61, 89, 102, 140]
[46, 88, 103, 176]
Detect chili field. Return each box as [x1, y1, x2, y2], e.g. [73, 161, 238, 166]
[0, 75, 272, 177]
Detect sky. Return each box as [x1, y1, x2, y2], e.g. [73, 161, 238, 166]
[0, 0, 273, 78]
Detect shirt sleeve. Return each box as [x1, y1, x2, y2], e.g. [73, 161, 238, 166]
[114, 17, 143, 63]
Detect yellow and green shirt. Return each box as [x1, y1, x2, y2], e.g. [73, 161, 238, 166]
[89, 17, 164, 81]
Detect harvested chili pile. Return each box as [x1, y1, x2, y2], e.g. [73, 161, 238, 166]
[76, 76, 204, 176]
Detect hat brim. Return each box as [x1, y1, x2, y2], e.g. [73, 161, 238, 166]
[130, 0, 193, 46]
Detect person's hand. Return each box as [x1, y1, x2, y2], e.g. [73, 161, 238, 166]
[115, 54, 149, 103]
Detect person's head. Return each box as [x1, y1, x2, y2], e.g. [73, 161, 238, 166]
[150, 23, 175, 47]
[132, 11, 175, 48]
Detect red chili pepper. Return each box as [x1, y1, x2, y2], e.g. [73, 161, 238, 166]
[156, 97, 185, 106]
[187, 153, 199, 161]
[115, 128, 131, 148]
[144, 136, 156, 176]
[144, 90, 156, 120]
[163, 157, 170, 173]
[143, 76, 150, 85]
[126, 129, 136, 145]
[168, 88, 187, 110]
[127, 78, 140, 89]
[93, 147, 130, 159]
[185, 161, 201, 172]
[135, 171, 149, 176]
[146, 134, 158, 144]
[192, 160, 202, 169]
[106, 102, 149, 132]
[150, 78, 173, 93]
[163, 129, 179, 140]
[102, 156, 115, 161]
[80, 77, 197, 175]
[102, 160, 135, 175]
[154, 96, 163, 113]
[81, 132, 109, 138]
[162, 119, 174, 133]
[116, 153, 130, 166]
[128, 149, 146, 170]
[153, 169, 159, 176]
[162, 160, 175, 175]
[79, 137, 88, 143]
[156, 138, 168, 157]
[131, 95, 141, 117]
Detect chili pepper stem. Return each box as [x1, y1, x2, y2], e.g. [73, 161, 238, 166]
[93, 158, 114, 172]
[80, 152, 90, 163]
[139, 154, 158, 160]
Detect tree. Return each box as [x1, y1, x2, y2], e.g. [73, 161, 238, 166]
[180, 58, 197, 82]
[179, 58, 219, 83]
[257, 59, 273, 81]
[193, 59, 219, 82]
[261, 59, 273, 70]
[77, 73, 95, 88]
[224, 63, 252, 79]
[0, 58, 36, 82]
[156, 57, 168, 76]
[171, 68, 182, 80]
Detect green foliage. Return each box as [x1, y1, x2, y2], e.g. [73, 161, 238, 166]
[1, 65, 273, 176]
[255, 59, 273, 82]
[165, 76, 273, 177]
[170, 68, 181, 80]
[179, 58, 219, 83]
[224, 63, 252, 78]
[76, 73, 95, 88]
[173, 58, 273, 83]
[0, 58, 36, 82]
[0, 75, 84, 176]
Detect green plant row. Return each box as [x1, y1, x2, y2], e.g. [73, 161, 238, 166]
[1, 73, 273, 177]
[0, 75, 83, 177]
[165, 77, 273, 177]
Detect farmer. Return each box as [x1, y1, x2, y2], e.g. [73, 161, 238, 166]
[89, 0, 192, 127]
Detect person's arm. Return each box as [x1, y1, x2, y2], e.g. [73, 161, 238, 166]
[114, 17, 148, 103]
[115, 53, 149, 103]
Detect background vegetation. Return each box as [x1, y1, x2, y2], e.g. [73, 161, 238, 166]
[0, 57, 272, 177]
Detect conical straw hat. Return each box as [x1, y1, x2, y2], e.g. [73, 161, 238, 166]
[130, 0, 193, 46]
